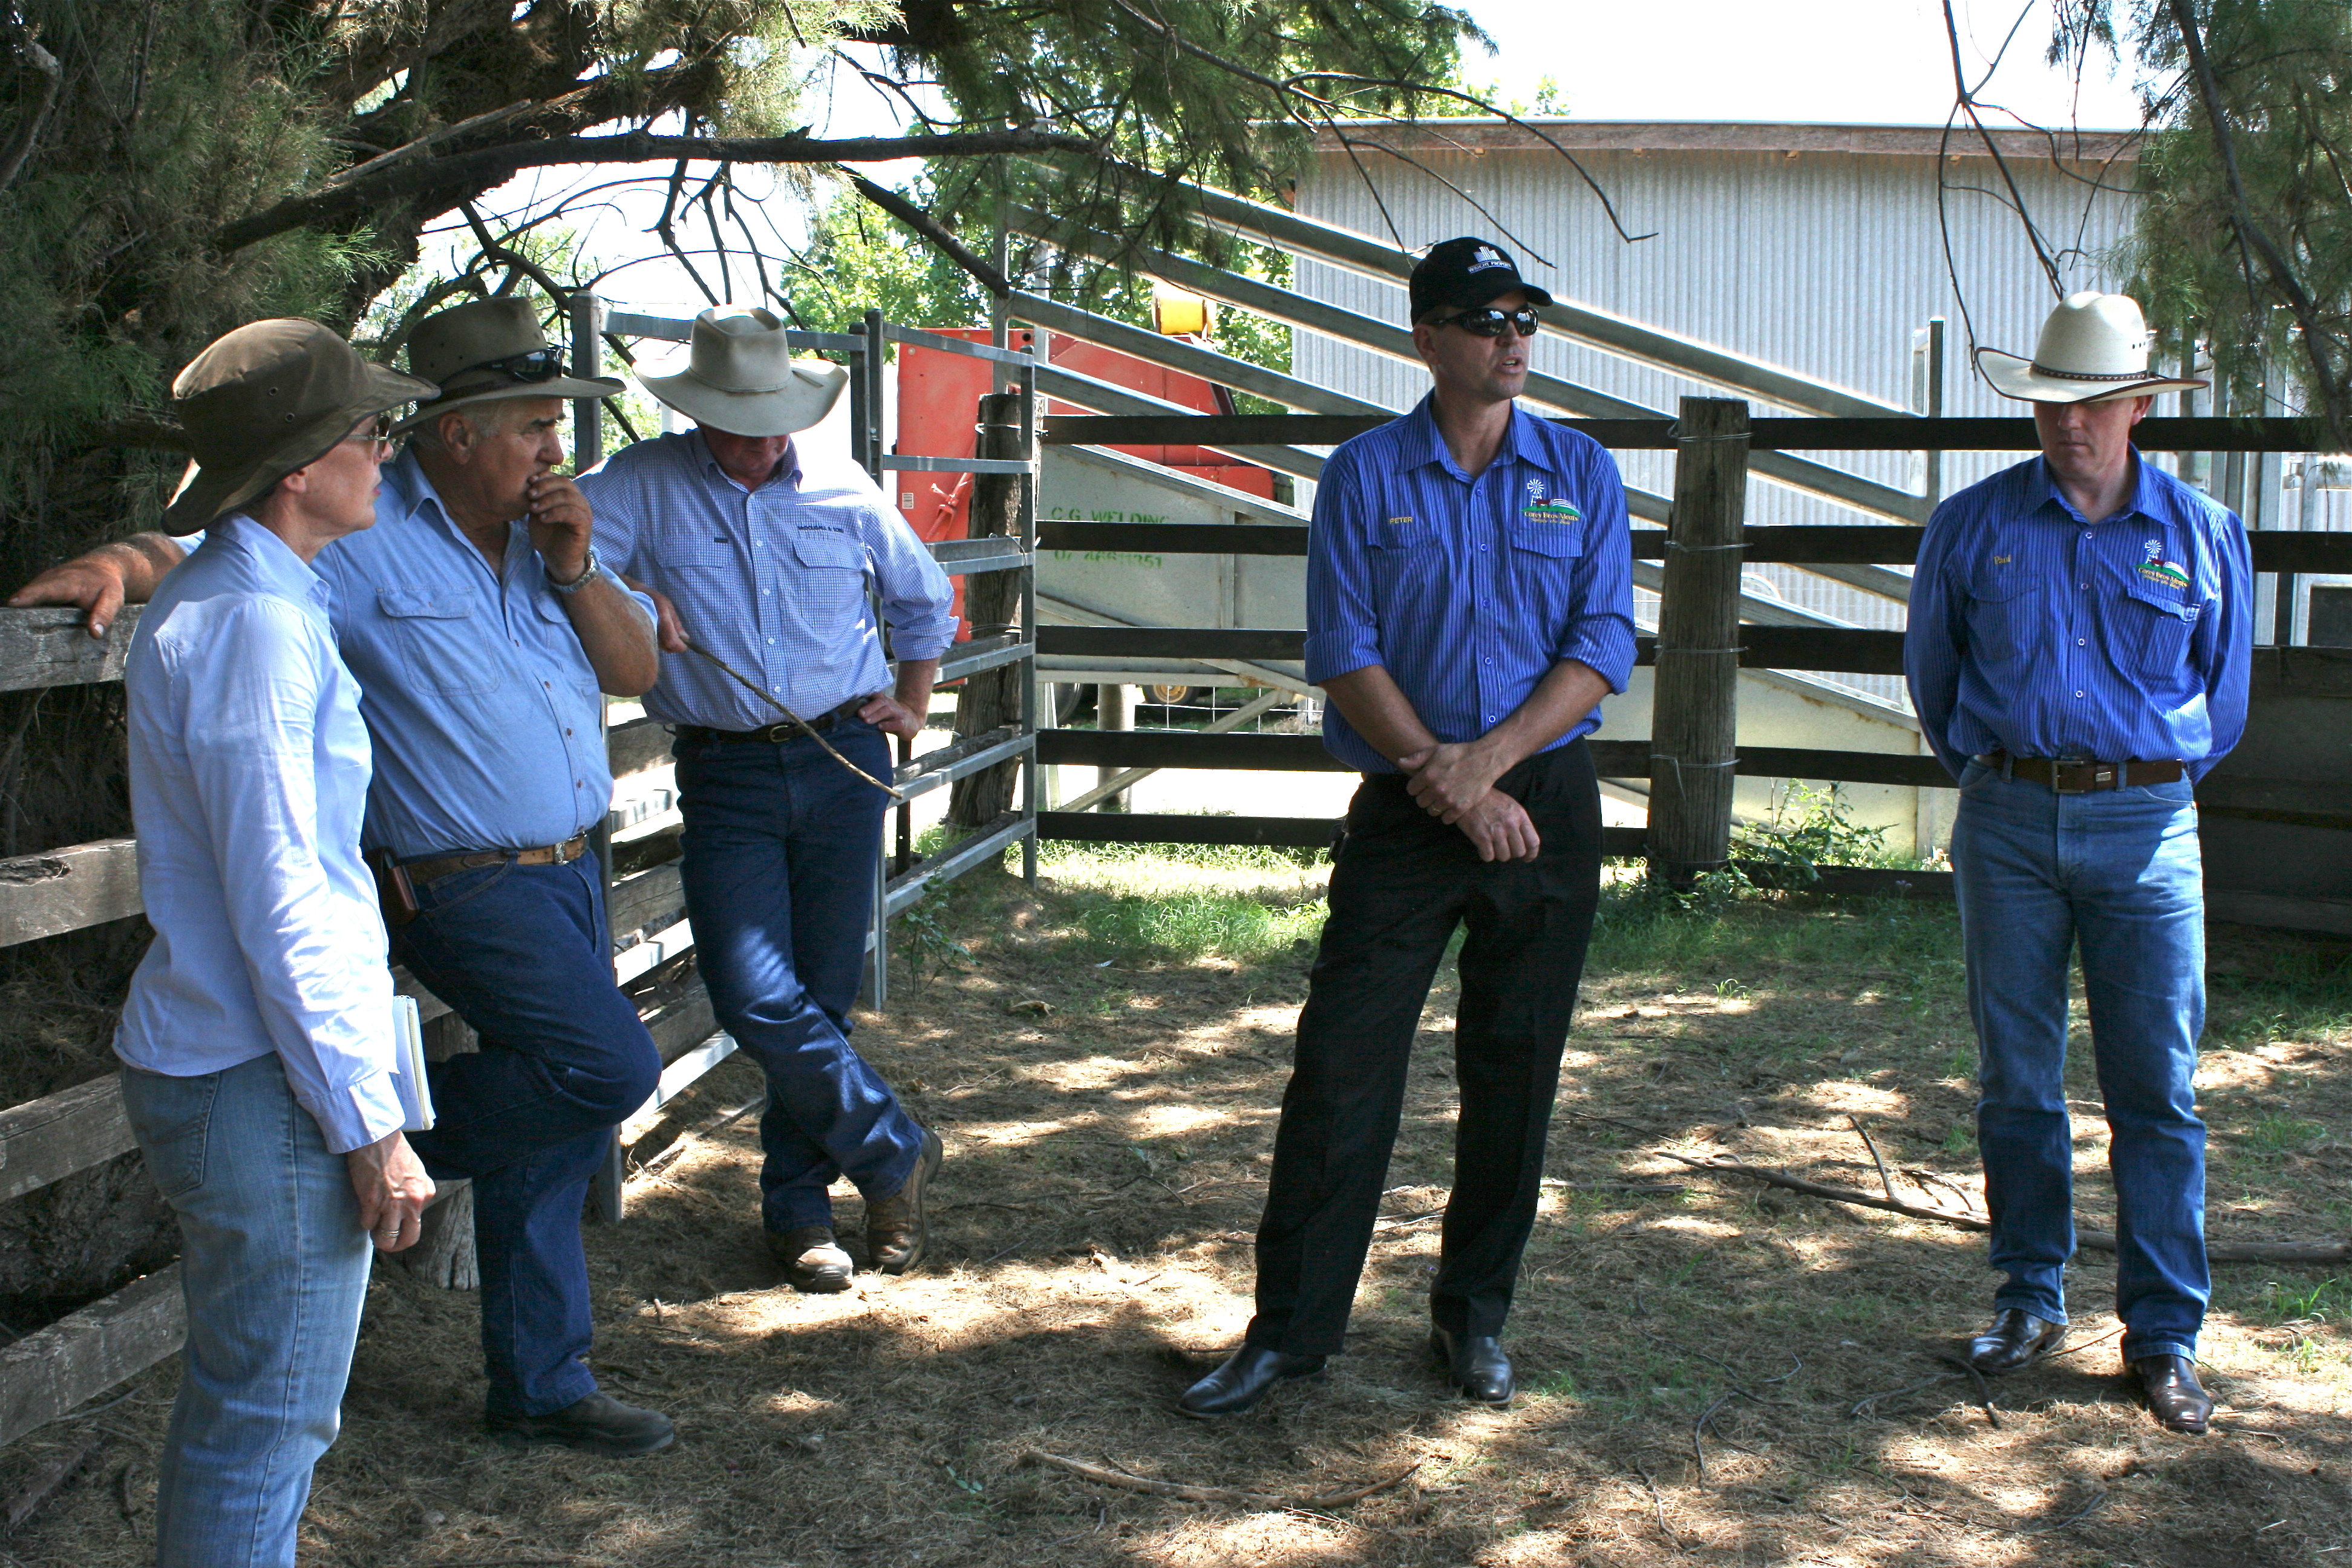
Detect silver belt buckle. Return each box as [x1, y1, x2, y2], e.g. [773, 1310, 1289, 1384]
[550, 836, 581, 864]
[2051, 758, 2105, 794]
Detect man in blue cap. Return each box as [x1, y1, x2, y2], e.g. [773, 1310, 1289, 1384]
[1907, 290, 2251, 1434]
[1179, 237, 1635, 1417]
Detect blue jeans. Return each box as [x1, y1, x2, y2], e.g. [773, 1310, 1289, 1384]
[1952, 760, 2209, 1363]
[120, 1053, 374, 1568]
[674, 722, 924, 1232]
[394, 855, 661, 1417]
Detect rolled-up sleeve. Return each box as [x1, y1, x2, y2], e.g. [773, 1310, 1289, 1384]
[1552, 451, 1636, 693]
[866, 502, 956, 661]
[177, 602, 401, 1152]
[1304, 445, 1383, 684]
[1904, 502, 1970, 780]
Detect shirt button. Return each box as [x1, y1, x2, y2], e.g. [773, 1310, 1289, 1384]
[2075, 690, 2085, 698]
[564, 728, 573, 736]
[2077, 638, 2086, 646]
[767, 637, 777, 645]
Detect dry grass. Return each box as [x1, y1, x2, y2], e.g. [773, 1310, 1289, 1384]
[8, 848, 2352, 1567]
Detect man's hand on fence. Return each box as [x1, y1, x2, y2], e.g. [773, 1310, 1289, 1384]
[348, 1129, 435, 1254]
[1455, 789, 1541, 863]
[8, 554, 132, 639]
[1398, 740, 1508, 825]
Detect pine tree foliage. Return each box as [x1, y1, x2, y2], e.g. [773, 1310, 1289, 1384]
[2053, 0, 2352, 439]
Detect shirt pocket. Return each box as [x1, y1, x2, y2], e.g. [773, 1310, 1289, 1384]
[376, 584, 498, 694]
[2114, 580, 2200, 682]
[532, 590, 607, 699]
[1963, 567, 2042, 676]
[791, 525, 867, 573]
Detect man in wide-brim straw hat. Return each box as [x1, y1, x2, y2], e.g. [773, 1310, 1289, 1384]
[14, 296, 679, 1458]
[111, 318, 439, 1563]
[579, 304, 956, 1293]
[1904, 290, 2252, 1434]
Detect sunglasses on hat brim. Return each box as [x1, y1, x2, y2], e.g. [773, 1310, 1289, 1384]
[455, 346, 568, 384]
[1428, 307, 1540, 339]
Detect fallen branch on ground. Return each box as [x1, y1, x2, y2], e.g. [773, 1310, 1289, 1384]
[1022, 1451, 1418, 1511]
[1659, 1151, 2352, 1263]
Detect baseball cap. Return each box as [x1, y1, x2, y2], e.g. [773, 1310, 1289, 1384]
[1408, 237, 1555, 322]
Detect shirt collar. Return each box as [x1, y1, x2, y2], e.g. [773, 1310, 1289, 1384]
[1400, 394, 1557, 480]
[2034, 446, 2163, 528]
[692, 427, 802, 494]
[214, 512, 332, 608]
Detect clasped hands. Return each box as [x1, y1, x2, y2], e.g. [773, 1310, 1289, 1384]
[1396, 739, 1540, 863]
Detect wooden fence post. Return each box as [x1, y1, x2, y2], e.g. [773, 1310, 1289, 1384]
[947, 391, 1027, 826]
[1647, 396, 1749, 886]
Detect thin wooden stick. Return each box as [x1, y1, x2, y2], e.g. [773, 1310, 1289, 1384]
[1658, 1151, 2352, 1263]
[1848, 1114, 1899, 1203]
[1023, 1451, 1418, 1511]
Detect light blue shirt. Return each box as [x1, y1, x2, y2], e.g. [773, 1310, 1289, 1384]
[313, 449, 655, 858]
[1305, 396, 1638, 773]
[116, 516, 403, 1154]
[581, 431, 956, 728]
[1904, 452, 2253, 782]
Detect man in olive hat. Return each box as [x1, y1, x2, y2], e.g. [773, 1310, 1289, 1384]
[14, 297, 675, 1456]
[114, 318, 438, 1563]
[579, 304, 955, 1293]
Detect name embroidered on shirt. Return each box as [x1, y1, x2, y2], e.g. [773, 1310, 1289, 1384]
[1523, 501, 1581, 526]
[1992, 554, 2013, 564]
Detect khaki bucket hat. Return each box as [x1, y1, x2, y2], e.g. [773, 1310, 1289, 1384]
[634, 305, 848, 438]
[163, 319, 437, 534]
[391, 296, 624, 435]
[1976, 292, 2208, 404]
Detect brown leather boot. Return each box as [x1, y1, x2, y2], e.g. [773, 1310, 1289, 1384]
[767, 1224, 853, 1293]
[864, 1127, 942, 1275]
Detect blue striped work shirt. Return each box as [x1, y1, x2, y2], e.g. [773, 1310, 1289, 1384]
[1904, 452, 2252, 782]
[582, 431, 956, 728]
[1305, 395, 1637, 773]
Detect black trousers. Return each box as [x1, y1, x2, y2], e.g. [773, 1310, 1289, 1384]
[1246, 739, 1604, 1356]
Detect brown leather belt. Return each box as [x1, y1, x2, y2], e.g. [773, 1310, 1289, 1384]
[1980, 752, 2186, 793]
[404, 831, 592, 887]
[677, 697, 866, 747]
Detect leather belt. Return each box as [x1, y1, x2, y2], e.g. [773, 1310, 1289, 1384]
[1979, 752, 2186, 793]
[404, 831, 592, 886]
[678, 697, 866, 747]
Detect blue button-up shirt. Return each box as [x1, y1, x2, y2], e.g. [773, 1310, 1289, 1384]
[312, 449, 654, 858]
[1904, 451, 2252, 782]
[1305, 396, 1637, 772]
[581, 431, 956, 728]
[116, 516, 403, 1154]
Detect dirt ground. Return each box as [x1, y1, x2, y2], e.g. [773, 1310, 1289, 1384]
[7, 846, 2352, 1567]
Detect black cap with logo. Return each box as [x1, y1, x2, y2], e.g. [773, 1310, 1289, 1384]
[1408, 237, 1556, 322]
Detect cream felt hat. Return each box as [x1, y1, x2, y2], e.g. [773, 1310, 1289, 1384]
[634, 305, 848, 438]
[1976, 292, 2208, 403]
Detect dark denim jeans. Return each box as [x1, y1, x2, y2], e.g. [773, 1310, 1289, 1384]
[1952, 760, 2209, 1363]
[674, 720, 924, 1233]
[395, 854, 661, 1417]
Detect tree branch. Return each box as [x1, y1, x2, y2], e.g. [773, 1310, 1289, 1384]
[0, 32, 61, 194]
[844, 172, 1009, 295]
[217, 128, 1103, 253]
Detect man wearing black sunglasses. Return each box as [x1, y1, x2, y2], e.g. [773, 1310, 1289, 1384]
[1181, 237, 1635, 1417]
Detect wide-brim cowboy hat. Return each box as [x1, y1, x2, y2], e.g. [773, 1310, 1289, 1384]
[633, 305, 848, 439]
[1976, 290, 2208, 403]
[390, 295, 622, 436]
[163, 319, 437, 534]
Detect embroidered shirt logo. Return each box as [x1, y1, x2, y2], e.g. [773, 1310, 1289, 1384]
[1523, 501, 1582, 526]
[2138, 538, 2190, 590]
[1386, 515, 1415, 528]
[1469, 246, 1510, 273]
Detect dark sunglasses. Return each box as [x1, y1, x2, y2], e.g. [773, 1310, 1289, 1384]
[458, 346, 567, 383]
[1432, 307, 1540, 339]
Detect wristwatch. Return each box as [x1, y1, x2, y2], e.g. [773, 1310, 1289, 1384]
[547, 547, 602, 595]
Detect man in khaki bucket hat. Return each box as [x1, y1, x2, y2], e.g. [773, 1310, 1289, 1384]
[1906, 291, 2251, 1435]
[112, 319, 438, 1563]
[16, 295, 676, 1458]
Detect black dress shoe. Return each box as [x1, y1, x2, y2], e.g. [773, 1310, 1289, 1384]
[2131, 1354, 2213, 1434]
[486, 1392, 675, 1455]
[1177, 1344, 1325, 1419]
[1429, 1325, 1514, 1404]
[1965, 1308, 2066, 1375]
